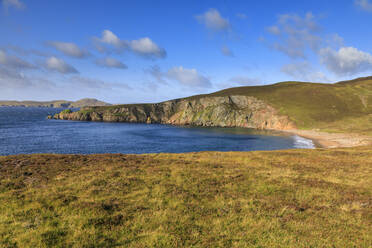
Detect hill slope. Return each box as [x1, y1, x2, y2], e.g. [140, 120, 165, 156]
[53, 76, 372, 136]
[203, 76, 372, 131]
[0, 98, 110, 108]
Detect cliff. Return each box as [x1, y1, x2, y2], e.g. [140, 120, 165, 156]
[53, 95, 295, 130]
[53, 76, 372, 133]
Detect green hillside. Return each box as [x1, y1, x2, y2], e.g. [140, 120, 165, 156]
[198, 76, 372, 131]
[54, 76, 372, 135]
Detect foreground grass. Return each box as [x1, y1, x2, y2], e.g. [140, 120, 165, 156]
[0, 148, 371, 247]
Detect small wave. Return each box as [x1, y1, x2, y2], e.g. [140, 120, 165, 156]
[292, 135, 315, 149]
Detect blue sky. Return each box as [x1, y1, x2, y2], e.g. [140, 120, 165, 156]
[1, 0, 372, 103]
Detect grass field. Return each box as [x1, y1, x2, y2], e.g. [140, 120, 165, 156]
[1, 147, 371, 247]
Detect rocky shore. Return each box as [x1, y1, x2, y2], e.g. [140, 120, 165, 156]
[51, 75, 372, 149]
[52, 95, 295, 131]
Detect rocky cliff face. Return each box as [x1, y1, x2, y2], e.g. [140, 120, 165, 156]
[53, 95, 296, 130]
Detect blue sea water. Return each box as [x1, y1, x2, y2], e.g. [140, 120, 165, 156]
[0, 107, 314, 155]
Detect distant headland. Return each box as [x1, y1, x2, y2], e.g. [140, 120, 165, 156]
[0, 98, 110, 108]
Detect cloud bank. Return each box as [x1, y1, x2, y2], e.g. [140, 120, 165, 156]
[0, 50, 35, 70]
[319, 46, 372, 76]
[129, 38, 166, 58]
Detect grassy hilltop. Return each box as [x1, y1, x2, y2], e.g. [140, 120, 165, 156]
[1, 148, 371, 247]
[192, 76, 372, 134]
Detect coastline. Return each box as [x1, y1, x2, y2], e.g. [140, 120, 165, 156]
[283, 129, 372, 148]
[49, 113, 371, 149]
[49, 115, 369, 149]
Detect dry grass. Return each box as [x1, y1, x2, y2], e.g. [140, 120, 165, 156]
[0, 147, 371, 247]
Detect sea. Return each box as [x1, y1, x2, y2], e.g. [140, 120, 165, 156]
[0, 107, 314, 155]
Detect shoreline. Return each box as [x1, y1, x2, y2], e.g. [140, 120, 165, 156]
[282, 129, 372, 148]
[51, 117, 369, 149]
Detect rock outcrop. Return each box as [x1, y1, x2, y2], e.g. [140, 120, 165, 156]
[54, 95, 296, 130]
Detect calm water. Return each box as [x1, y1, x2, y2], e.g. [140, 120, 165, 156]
[0, 107, 314, 155]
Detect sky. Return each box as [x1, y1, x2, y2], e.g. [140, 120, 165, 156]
[1, 0, 372, 104]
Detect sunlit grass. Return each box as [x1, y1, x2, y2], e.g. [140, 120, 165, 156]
[207, 79, 372, 131]
[0, 147, 371, 247]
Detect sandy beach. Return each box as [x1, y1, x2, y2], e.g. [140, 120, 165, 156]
[284, 129, 372, 148]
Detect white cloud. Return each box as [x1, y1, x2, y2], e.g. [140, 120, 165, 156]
[95, 57, 127, 69]
[319, 46, 372, 76]
[47, 41, 89, 58]
[281, 62, 329, 82]
[0, 50, 35, 70]
[94, 30, 166, 58]
[2, 0, 25, 10]
[45, 56, 78, 74]
[266, 12, 321, 58]
[355, 0, 372, 12]
[167, 66, 211, 88]
[129, 37, 166, 58]
[221, 45, 234, 57]
[266, 12, 371, 77]
[196, 9, 230, 31]
[93, 30, 127, 53]
[100, 30, 127, 48]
